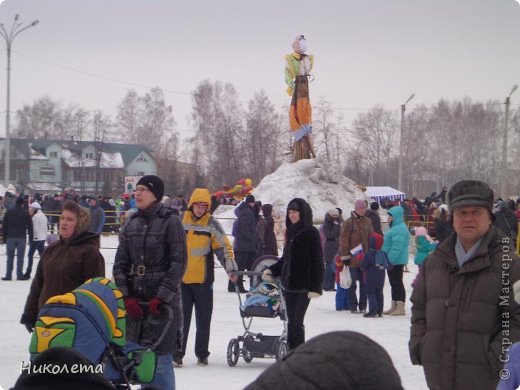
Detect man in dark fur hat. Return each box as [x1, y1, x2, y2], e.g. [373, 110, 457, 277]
[410, 180, 520, 389]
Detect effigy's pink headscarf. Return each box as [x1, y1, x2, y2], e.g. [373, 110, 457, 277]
[292, 35, 307, 54]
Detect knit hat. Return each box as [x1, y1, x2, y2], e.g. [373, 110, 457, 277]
[287, 201, 300, 212]
[370, 201, 380, 211]
[136, 175, 164, 202]
[327, 208, 339, 218]
[30, 202, 41, 210]
[414, 226, 428, 237]
[354, 199, 367, 210]
[245, 194, 256, 204]
[447, 180, 494, 213]
[245, 331, 403, 390]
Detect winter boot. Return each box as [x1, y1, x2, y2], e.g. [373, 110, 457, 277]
[389, 301, 406, 316]
[383, 300, 396, 315]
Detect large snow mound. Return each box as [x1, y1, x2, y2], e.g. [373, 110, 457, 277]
[214, 158, 369, 233]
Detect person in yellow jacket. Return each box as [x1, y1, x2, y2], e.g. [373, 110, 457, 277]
[174, 188, 237, 367]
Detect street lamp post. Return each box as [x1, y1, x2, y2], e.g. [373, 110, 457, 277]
[397, 93, 415, 192]
[499, 84, 518, 198]
[0, 15, 39, 186]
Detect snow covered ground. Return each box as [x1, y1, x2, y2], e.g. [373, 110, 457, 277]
[0, 234, 427, 389]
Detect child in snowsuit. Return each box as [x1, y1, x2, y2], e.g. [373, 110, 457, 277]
[360, 232, 392, 317]
[412, 226, 437, 288]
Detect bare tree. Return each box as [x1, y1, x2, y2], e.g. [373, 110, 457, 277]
[350, 105, 398, 185]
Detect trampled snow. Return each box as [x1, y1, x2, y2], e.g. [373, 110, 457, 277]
[0, 235, 426, 389]
[0, 160, 427, 388]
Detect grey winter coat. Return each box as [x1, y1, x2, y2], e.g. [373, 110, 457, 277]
[322, 213, 340, 264]
[113, 203, 187, 354]
[409, 227, 520, 390]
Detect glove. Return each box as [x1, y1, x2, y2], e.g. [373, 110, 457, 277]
[308, 291, 321, 299]
[262, 269, 275, 282]
[20, 313, 35, 334]
[149, 297, 165, 316]
[124, 297, 144, 319]
[225, 259, 238, 274]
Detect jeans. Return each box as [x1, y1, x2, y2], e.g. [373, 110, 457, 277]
[6, 237, 26, 279]
[349, 267, 367, 311]
[26, 240, 45, 276]
[322, 261, 335, 290]
[366, 287, 384, 315]
[147, 353, 175, 390]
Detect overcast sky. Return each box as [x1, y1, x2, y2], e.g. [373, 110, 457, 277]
[0, 0, 518, 139]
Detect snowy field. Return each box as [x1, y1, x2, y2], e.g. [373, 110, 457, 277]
[0, 235, 427, 389]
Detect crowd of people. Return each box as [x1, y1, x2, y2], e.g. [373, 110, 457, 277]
[5, 177, 520, 389]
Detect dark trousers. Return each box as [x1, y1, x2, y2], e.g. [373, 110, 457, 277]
[6, 237, 26, 279]
[322, 261, 335, 291]
[228, 251, 257, 292]
[366, 287, 384, 315]
[285, 291, 310, 350]
[349, 267, 367, 311]
[387, 265, 405, 302]
[26, 240, 45, 276]
[177, 283, 213, 359]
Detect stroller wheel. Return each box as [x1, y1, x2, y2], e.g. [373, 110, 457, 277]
[274, 338, 288, 361]
[242, 336, 254, 363]
[227, 338, 240, 367]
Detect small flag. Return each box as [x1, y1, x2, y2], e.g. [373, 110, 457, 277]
[350, 244, 364, 258]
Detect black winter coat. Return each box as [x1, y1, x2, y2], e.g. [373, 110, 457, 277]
[113, 203, 187, 354]
[3, 204, 33, 240]
[270, 225, 323, 294]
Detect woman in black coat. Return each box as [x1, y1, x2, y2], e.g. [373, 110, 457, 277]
[261, 204, 278, 256]
[262, 198, 323, 350]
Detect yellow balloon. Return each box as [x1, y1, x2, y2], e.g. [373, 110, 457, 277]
[245, 178, 252, 186]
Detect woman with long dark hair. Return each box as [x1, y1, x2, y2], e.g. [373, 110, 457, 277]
[262, 198, 323, 350]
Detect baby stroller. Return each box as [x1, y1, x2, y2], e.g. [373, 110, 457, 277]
[227, 255, 288, 367]
[28, 277, 172, 389]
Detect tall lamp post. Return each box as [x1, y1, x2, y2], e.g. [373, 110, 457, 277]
[397, 93, 415, 192]
[0, 15, 39, 186]
[499, 84, 518, 198]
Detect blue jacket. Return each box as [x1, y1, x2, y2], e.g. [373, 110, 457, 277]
[414, 236, 436, 265]
[360, 234, 391, 289]
[382, 206, 410, 266]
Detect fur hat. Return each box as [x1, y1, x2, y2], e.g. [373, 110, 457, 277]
[62, 200, 90, 235]
[30, 202, 41, 210]
[447, 180, 494, 213]
[327, 208, 339, 218]
[245, 331, 403, 390]
[136, 175, 164, 202]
